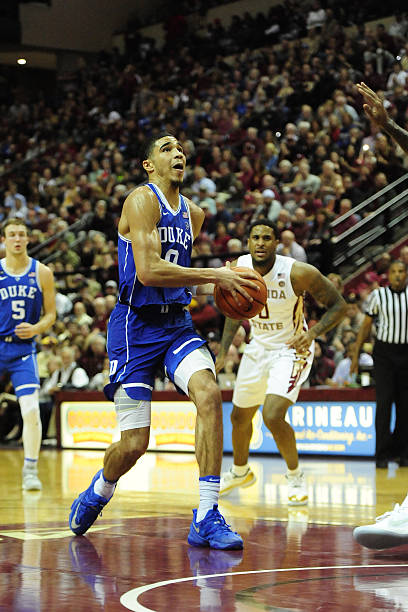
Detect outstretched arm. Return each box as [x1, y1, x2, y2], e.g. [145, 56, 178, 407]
[288, 262, 347, 352]
[356, 82, 408, 154]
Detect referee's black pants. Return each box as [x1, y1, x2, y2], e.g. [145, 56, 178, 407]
[373, 340, 408, 461]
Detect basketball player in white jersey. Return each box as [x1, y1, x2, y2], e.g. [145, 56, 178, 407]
[216, 220, 346, 504]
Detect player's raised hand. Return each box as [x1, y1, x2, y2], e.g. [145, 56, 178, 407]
[15, 322, 37, 339]
[356, 82, 388, 128]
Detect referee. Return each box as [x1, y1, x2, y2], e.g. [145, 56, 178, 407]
[351, 260, 408, 468]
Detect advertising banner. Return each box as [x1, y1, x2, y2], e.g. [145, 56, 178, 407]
[60, 400, 197, 451]
[223, 401, 376, 456]
[60, 398, 376, 456]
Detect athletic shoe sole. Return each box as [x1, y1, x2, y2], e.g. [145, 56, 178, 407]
[353, 526, 408, 549]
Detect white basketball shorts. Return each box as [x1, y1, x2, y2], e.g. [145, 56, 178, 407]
[232, 340, 314, 408]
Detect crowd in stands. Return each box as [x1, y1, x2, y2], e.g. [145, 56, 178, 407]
[1, 1, 408, 439]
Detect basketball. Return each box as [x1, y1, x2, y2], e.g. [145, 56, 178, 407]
[214, 266, 267, 320]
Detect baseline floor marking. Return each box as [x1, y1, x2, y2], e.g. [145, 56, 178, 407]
[120, 563, 408, 611]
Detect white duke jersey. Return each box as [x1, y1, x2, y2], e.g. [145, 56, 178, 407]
[236, 253, 307, 348]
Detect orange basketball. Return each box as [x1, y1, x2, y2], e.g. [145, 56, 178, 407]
[214, 266, 267, 320]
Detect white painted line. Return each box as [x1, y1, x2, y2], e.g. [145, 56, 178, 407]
[120, 563, 408, 611]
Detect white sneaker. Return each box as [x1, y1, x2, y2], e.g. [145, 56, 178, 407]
[353, 503, 408, 549]
[22, 468, 42, 491]
[286, 471, 308, 506]
[219, 467, 256, 497]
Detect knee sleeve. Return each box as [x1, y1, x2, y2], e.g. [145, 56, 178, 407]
[19, 391, 40, 421]
[114, 385, 151, 431]
[173, 346, 215, 395]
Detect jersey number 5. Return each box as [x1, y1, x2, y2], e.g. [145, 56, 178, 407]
[12, 300, 26, 320]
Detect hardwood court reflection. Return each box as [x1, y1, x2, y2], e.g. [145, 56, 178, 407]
[1, 448, 408, 611]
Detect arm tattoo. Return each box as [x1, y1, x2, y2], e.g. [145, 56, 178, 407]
[219, 317, 242, 355]
[384, 119, 408, 154]
[308, 276, 347, 338]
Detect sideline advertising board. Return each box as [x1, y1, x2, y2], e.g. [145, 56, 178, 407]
[58, 391, 376, 456]
[60, 400, 196, 451]
[223, 401, 376, 456]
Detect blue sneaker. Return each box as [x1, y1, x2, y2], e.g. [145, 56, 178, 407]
[188, 504, 244, 550]
[69, 470, 110, 536]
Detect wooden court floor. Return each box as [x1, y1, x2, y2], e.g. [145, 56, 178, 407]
[1, 448, 408, 611]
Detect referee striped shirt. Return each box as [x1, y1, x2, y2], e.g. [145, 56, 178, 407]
[365, 286, 408, 344]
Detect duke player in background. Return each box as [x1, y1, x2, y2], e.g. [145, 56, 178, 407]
[69, 133, 260, 550]
[215, 220, 346, 505]
[0, 218, 56, 490]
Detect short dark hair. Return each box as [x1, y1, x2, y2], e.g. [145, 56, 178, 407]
[143, 132, 176, 160]
[2, 218, 28, 236]
[390, 259, 407, 271]
[248, 219, 280, 240]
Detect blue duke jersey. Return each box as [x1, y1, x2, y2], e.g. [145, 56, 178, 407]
[117, 182, 193, 308]
[0, 257, 42, 356]
[0, 257, 42, 397]
[106, 183, 208, 402]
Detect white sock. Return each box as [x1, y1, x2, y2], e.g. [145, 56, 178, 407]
[232, 463, 249, 476]
[93, 471, 117, 500]
[287, 466, 302, 477]
[23, 457, 38, 471]
[197, 476, 220, 522]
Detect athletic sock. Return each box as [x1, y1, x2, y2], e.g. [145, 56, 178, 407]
[287, 466, 302, 477]
[197, 475, 220, 522]
[93, 471, 117, 500]
[23, 457, 38, 471]
[232, 463, 249, 476]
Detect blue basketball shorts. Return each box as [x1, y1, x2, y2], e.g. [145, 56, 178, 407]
[104, 304, 208, 401]
[0, 340, 40, 397]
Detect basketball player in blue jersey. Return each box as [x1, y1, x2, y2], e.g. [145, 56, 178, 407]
[69, 133, 259, 549]
[0, 218, 56, 490]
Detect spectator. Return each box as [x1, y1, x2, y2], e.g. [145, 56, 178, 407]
[89, 200, 116, 241]
[277, 230, 307, 262]
[319, 160, 344, 203]
[301, 186, 323, 219]
[89, 356, 111, 391]
[292, 159, 321, 194]
[79, 334, 107, 378]
[226, 238, 243, 257]
[105, 280, 118, 296]
[190, 295, 221, 338]
[306, 209, 333, 273]
[290, 207, 311, 247]
[327, 341, 373, 387]
[332, 198, 360, 235]
[306, 0, 326, 31]
[47, 347, 89, 389]
[212, 221, 232, 254]
[309, 338, 335, 386]
[72, 301, 93, 327]
[332, 296, 365, 352]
